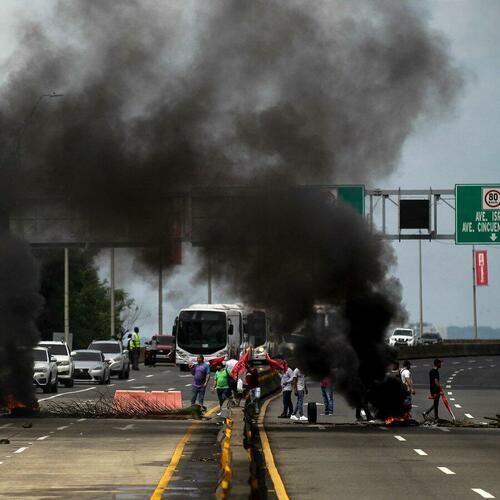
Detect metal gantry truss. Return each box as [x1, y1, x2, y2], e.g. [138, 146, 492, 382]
[367, 188, 456, 240]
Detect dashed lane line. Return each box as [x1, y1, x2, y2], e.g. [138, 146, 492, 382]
[472, 488, 495, 498]
[38, 386, 96, 402]
[14, 447, 28, 454]
[146, 374, 154, 378]
[446, 385, 452, 389]
[454, 404, 462, 408]
[185, 383, 191, 387]
[0, 424, 12, 429]
[438, 427, 450, 432]
[77, 418, 86, 422]
[167, 387, 177, 391]
[57, 426, 69, 431]
[465, 413, 474, 419]
[394, 435, 406, 441]
[437, 467, 456, 475]
[37, 436, 49, 441]
[447, 392, 453, 395]
[450, 398, 456, 401]
[127, 378, 136, 382]
[414, 449, 428, 456]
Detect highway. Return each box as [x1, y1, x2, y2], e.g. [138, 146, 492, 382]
[260, 356, 500, 500]
[0, 363, 223, 499]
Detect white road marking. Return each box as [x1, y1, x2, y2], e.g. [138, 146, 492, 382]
[0, 462, 3, 465]
[447, 392, 453, 395]
[131, 386, 147, 389]
[185, 383, 191, 387]
[179, 374, 191, 378]
[57, 426, 69, 431]
[38, 386, 96, 402]
[490, 365, 496, 368]
[109, 384, 115, 387]
[394, 435, 406, 441]
[0, 424, 12, 429]
[454, 404, 462, 408]
[114, 424, 135, 431]
[127, 378, 136, 382]
[471, 488, 495, 498]
[452, 361, 460, 365]
[446, 385, 452, 389]
[437, 467, 455, 475]
[378, 426, 388, 431]
[14, 447, 28, 454]
[146, 374, 154, 378]
[37, 436, 49, 441]
[77, 418, 87, 422]
[450, 398, 456, 401]
[412, 405, 419, 408]
[167, 387, 177, 391]
[438, 427, 450, 432]
[465, 413, 474, 419]
[414, 449, 428, 456]
[468, 367, 473, 370]
[478, 366, 484, 369]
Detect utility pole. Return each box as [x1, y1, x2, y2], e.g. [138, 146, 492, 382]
[158, 247, 163, 334]
[418, 233, 424, 339]
[110, 247, 115, 338]
[64, 248, 69, 345]
[472, 245, 478, 340]
[207, 248, 212, 304]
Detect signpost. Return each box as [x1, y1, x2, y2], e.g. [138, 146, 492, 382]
[456, 184, 500, 244]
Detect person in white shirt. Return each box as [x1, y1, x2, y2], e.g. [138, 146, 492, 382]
[278, 365, 294, 418]
[291, 367, 308, 421]
[400, 360, 415, 409]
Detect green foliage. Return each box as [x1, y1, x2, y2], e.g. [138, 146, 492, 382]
[35, 249, 138, 349]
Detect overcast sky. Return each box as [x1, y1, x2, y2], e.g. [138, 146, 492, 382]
[2, 1, 499, 335]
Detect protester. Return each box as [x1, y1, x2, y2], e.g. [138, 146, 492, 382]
[224, 358, 239, 403]
[190, 355, 210, 410]
[212, 362, 231, 416]
[320, 375, 334, 416]
[150, 335, 158, 367]
[423, 359, 442, 421]
[278, 364, 294, 418]
[355, 382, 374, 422]
[291, 367, 308, 421]
[400, 360, 415, 409]
[244, 364, 260, 413]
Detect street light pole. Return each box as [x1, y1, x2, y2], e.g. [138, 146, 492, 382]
[110, 247, 115, 338]
[418, 232, 424, 339]
[472, 245, 478, 340]
[64, 247, 69, 346]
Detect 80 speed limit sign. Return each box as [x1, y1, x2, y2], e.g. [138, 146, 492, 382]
[482, 188, 500, 209]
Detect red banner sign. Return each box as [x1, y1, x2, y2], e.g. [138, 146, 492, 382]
[475, 250, 488, 286]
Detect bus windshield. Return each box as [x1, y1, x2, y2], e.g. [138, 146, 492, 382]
[177, 311, 227, 354]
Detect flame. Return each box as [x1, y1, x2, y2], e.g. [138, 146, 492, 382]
[384, 411, 412, 425]
[5, 396, 39, 416]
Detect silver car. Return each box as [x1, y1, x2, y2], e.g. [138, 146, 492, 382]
[33, 347, 59, 393]
[88, 340, 130, 379]
[72, 350, 111, 384]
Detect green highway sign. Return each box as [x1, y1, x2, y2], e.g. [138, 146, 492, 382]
[334, 185, 365, 216]
[456, 184, 500, 244]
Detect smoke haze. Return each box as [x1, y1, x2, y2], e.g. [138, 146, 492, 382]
[0, 1, 463, 409]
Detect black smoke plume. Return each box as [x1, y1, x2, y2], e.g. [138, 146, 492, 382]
[0, 233, 43, 407]
[0, 1, 462, 411]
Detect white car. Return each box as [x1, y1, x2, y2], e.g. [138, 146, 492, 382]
[33, 347, 59, 393]
[388, 328, 417, 347]
[39, 341, 74, 387]
[88, 340, 130, 379]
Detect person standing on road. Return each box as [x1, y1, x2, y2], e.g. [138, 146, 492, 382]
[423, 359, 442, 421]
[320, 375, 334, 416]
[126, 334, 133, 365]
[190, 355, 210, 410]
[212, 362, 231, 416]
[150, 335, 158, 367]
[291, 367, 308, 421]
[400, 360, 415, 409]
[278, 364, 294, 418]
[244, 364, 260, 414]
[131, 327, 141, 370]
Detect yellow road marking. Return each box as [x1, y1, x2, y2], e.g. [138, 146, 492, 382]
[258, 395, 290, 500]
[151, 406, 218, 499]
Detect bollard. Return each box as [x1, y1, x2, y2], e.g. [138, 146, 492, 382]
[307, 402, 317, 424]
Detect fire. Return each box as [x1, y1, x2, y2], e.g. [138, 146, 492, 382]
[5, 396, 39, 416]
[384, 411, 412, 425]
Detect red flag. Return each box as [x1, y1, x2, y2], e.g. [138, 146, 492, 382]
[440, 392, 456, 422]
[231, 349, 250, 378]
[208, 356, 225, 368]
[265, 354, 288, 373]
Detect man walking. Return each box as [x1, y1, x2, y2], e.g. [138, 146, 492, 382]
[320, 376, 334, 416]
[400, 360, 415, 410]
[291, 367, 308, 421]
[423, 359, 442, 421]
[278, 364, 294, 418]
[212, 362, 231, 416]
[190, 355, 210, 410]
[131, 327, 141, 370]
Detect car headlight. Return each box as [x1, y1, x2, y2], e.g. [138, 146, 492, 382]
[91, 366, 102, 371]
[34, 367, 46, 373]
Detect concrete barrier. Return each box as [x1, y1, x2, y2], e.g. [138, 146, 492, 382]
[112, 390, 183, 411]
[396, 341, 500, 360]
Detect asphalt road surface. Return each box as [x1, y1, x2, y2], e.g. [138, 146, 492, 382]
[262, 356, 500, 500]
[0, 362, 223, 499]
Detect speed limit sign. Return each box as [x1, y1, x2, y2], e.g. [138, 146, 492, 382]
[482, 188, 500, 209]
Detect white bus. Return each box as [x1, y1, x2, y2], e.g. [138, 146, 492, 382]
[174, 304, 275, 370]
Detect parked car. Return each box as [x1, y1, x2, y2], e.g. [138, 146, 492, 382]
[88, 340, 130, 379]
[419, 332, 443, 345]
[39, 341, 74, 387]
[33, 347, 58, 393]
[388, 328, 417, 347]
[144, 335, 176, 365]
[72, 350, 111, 384]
